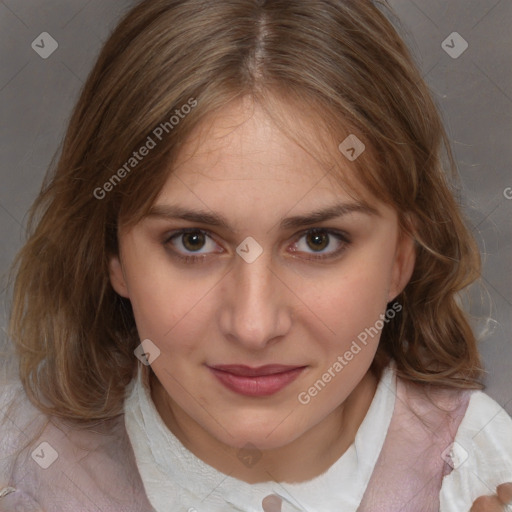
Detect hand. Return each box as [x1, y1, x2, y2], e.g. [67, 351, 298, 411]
[470, 482, 512, 511]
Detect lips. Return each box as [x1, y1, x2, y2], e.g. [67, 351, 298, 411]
[207, 364, 307, 396]
[210, 364, 304, 377]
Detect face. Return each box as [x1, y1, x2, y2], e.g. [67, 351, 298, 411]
[109, 97, 415, 452]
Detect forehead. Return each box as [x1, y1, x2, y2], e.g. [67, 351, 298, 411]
[138, 98, 401, 235]
[165, 96, 366, 201]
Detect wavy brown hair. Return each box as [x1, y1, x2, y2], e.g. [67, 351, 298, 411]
[7, 0, 484, 424]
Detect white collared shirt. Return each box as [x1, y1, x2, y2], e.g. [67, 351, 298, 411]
[124, 362, 397, 512]
[123, 360, 512, 512]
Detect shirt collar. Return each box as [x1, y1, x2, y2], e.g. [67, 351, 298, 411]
[124, 361, 397, 512]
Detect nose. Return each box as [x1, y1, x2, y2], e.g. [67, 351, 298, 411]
[219, 248, 292, 351]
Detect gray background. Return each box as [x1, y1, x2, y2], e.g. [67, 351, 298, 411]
[0, 0, 511, 413]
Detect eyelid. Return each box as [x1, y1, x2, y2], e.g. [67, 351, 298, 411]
[164, 227, 222, 251]
[163, 228, 348, 250]
[289, 229, 350, 260]
[163, 227, 351, 262]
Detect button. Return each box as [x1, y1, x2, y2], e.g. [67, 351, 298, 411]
[262, 494, 282, 512]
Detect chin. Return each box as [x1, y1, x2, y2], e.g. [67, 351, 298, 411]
[216, 423, 304, 452]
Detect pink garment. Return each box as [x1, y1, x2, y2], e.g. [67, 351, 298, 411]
[357, 376, 470, 511]
[0, 379, 153, 511]
[0, 363, 480, 512]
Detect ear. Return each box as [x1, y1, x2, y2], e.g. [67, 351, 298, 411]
[108, 254, 130, 298]
[387, 229, 416, 303]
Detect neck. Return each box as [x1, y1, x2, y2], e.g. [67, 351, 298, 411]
[150, 368, 378, 484]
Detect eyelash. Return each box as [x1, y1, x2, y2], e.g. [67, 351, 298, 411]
[163, 228, 351, 264]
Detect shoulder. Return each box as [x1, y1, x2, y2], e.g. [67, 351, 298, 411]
[0, 367, 154, 511]
[359, 371, 474, 511]
[439, 390, 512, 512]
[393, 373, 473, 439]
[0, 368, 41, 460]
[0, 367, 51, 508]
[452, 390, 512, 468]
[0, 371, 47, 470]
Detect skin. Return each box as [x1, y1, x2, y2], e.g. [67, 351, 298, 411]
[470, 483, 512, 511]
[108, 95, 417, 484]
[108, 98, 512, 502]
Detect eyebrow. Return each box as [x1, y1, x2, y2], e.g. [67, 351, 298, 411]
[145, 201, 379, 231]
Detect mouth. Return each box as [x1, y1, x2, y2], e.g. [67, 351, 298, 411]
[207, 364, 307, 396]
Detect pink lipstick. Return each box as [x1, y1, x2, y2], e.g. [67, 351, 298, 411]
[207, 364, 306, 397]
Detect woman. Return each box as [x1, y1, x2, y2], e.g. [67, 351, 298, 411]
[1, 1, 511, 510]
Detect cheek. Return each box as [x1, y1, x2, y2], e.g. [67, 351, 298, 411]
[121, 249, 207, 343]
[301, 253, 394, 338]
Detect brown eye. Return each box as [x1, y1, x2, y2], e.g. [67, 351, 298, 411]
[182, 231, 206, 252]
[305, 230, 330, 251]
[290, 228, 351, 261]
[163, 228, 223, 264]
